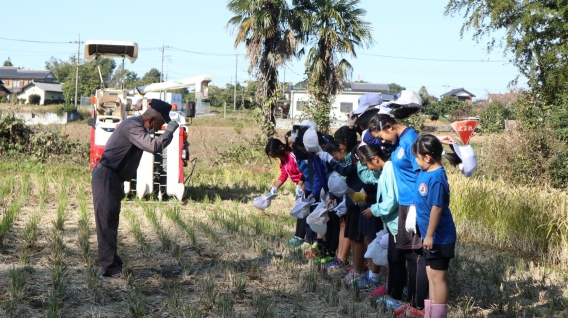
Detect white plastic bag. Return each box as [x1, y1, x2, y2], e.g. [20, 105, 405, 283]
[307, 201, 329, 235]
[252, 193, 277, 211]
[364, 228, 389, 266]
[333, 197, 347, 217]
[290, 197, 315, 219]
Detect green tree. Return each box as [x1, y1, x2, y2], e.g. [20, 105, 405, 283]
[445, 0, 568, 106]
[389, 83, 405, 95]
[424, 95, 468, 120]
[479, 101, 511, 133]
[110, 66, 139, 89]
[294, 0, 373, 133]
[227, 0, 297, 137]
[46, 56, 116, 102]
[45, 57, 74, 82]
[138, 68, 162, 86]
[3, 58, 13, 67]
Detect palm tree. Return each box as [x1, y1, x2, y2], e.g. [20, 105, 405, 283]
[226, 0, 297, 136]
[293, 0, 374, 132]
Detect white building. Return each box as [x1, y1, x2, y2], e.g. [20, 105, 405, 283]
[287, 83, 396, 124]
[16, 81, 63, 105]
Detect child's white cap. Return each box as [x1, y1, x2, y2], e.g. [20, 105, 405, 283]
[452, 142, 477, 177]
[298, 120, 317, 131]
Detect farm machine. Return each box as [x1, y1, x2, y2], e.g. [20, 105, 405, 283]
[85, 40, 211, 201]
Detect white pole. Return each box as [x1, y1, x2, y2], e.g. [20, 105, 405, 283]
[74, 34, 80, 110]
[233, 54, 237, 111]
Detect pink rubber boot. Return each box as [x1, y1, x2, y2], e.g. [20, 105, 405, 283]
[424, 299, 433, 318]
[431, 304, 448, 318]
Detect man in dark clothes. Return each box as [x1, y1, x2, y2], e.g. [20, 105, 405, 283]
[91, 99, 179, 278]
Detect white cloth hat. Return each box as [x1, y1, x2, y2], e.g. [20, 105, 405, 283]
[392, 90, 422, 108]
[452, 142, 477, 177]
[298, 120, 317, 131]
[328, 172, 354, 197]
[353, 93, 383, 115]
[303, 127, 321, 153]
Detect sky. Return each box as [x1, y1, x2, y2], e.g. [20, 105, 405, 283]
[0, 0, 523, 100]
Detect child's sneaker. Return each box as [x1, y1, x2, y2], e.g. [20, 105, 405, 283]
[382, 296, 406, 311]
[401, 306, 425, 318]
[322, 258, 349, 272]
[369, 284, 388, 298]
[285, 236, 304, 247]
[358, 275, 380, 290]
[343, 270, 365, 284]
[304, 251, 318, 259]
[393, 302, 411, 317]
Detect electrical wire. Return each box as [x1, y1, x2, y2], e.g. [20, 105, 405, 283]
[359, 52, 508, 63]
[0, 36, 71, 44]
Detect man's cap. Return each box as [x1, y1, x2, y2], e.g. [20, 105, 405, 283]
[149, 99, 172, 123]
[353, 93, 383, 115]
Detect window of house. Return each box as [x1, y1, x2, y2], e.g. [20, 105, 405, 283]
[296, 101, 307, 111]
[458, 96, 467, 102]
[340, 102, 353, 113]
[12, 80, 20, 88]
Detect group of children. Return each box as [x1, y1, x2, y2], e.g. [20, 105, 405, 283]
[264, 91, 463, 318]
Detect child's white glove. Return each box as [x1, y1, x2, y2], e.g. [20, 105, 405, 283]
[405, 205, 417, 234]
[270, 186, 278, 196]
[295, 185, 304, 197]
[318, 151, 333, 163]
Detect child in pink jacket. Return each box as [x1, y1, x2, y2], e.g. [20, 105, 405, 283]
[265, 138, 304, 196]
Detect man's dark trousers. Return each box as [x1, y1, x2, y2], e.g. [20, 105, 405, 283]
[92, 166, 125, 276]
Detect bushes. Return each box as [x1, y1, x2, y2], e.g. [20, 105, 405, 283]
[479, 101, 511, 133]
[0, 96, 7, 103]
[0, 113, 88, 161]
[29, 94, 41, 105]
[477, 125, 568, 188]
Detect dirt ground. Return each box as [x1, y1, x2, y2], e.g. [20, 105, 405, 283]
[0, 112, 566, 317]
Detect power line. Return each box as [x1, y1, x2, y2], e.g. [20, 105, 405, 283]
[359, 52, 508, 63]
[0, 36, 70, 44]
[170, 46, 242, 57]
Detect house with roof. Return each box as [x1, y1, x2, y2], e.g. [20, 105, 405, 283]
[488, 93, 518, 107]
[441, 88, 475, 104]
[16, 81, 63, 105]
[0, 80, 10, 98]
[0, 67, 56, 95]
[287, 82, 394, 121]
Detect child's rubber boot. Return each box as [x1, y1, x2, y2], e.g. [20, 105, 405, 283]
[424, 299, 433, 318]
[431, 303, 448, 318]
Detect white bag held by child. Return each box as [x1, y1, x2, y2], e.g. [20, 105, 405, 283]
[328, 172, 355, 197]
[306, 201, 329, 235]
[290, 197, 316, 218]
[333, 197, 347, 217]
[364, 227, 389, 266]
[252, 193, 277, 211]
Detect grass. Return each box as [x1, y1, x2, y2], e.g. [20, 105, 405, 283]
[0, 112, 567, 317]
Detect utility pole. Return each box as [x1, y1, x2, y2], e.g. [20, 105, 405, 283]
[233, 54, 237, 111]
[71, 34, 83, 110]
[159, 42, 171, 100]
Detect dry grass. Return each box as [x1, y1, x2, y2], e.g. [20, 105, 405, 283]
[0, 112, 566, 317]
